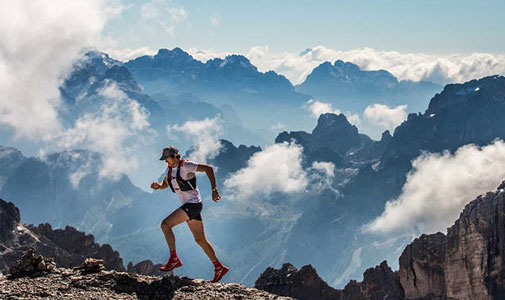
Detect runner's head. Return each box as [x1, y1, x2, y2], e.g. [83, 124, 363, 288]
[159, 146, 181, 166]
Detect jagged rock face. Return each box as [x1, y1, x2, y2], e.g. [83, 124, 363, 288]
[312, 113, 365, 155]
[1, 250, 293, 300]
[399, 233, 447, 299]
[255, 263, 338, 300]
[397, 181, 505, 300]
[346, 261, 404, 300]
[384, 75, 505, 162]
[255, 261, 403, 300]
[207, 139, 261, 177]
[275, 112, 373, 167]
[444, 186, 505, 299]
[30, 223, 125, 272]
[0, 198, 124, 274]
[126, 259, 164, 276]
[8, 248, 56, 276]
[0, 200, 19, 244]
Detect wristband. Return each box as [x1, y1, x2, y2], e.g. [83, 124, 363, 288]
[212, 187, 218, 192]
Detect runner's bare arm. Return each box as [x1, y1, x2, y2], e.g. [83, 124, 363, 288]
[196, 164, 218, 189]
[197, 164, 221, 202]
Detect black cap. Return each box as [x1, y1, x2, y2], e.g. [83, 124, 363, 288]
[159, 146, 179, 160]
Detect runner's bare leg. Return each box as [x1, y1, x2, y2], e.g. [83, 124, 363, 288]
[161, 208, 189, 251]
[187, 219, 218, 262]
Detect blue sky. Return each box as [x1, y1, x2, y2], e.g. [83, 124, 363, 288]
[104, 0, 505, 54]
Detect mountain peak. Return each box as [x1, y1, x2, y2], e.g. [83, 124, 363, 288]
[313, 113, 354, 134]
[156, 47, 191, 58]
[427, 75, 505, 114]
[103, 65, 142, 91]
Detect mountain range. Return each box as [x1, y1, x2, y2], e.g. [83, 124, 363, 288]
[2, 45, 505, 288]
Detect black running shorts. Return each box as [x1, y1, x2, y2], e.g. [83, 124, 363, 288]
[180, 202, 203, 221]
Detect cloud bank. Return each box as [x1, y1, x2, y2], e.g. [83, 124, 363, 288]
[0, 0, 119, 139]
[224, 142, 307, 200]
[246, 46, 505, 85]
[168, 116, 223, 163]
[49, 83, 152, 182]
[305, 100, 361, 126]
[364, 104, 408, 132]
[180, 46, 505, 86]
[365, 140, 505, 235]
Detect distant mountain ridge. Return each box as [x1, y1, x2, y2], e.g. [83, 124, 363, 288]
[296, 59, 442, 113]
[125, 48, 303, 104]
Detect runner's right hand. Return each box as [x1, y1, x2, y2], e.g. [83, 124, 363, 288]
[150, 182, 160, 190]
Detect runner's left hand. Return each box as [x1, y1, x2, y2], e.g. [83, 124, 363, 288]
[212, 191, 221, 202]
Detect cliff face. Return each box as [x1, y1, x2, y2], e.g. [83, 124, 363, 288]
[257, 181, 505, 300]
[444, 184, 505, 299]
[0, 198, 124, 274]
[399, 233, 446, 299]
[399, 181, 505, 300]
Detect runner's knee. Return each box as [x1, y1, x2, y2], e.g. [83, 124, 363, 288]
[161, 219, 172, 230]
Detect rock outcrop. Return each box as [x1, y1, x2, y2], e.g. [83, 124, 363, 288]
[399, 233, 446, 299]
[275, 112, 373, 166]
[258, 181, 505, 300]
[0, 198, 124, 274]
[255, 263, 337, 300]
[399, 181, 505, 299]
[1, 249, 293, 300]
[255, 261, 403, 300]
[127, 260, 165, 277]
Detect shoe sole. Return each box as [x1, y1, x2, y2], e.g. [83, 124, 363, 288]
[159, 260, 182, 272]
[211, 266, 229, 283]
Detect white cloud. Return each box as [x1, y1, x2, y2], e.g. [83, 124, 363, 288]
[168, 116, 223, 163]
[311, 161, 335, 178]
[304, 100, 361, 126]
[224, 142, 307, 200]
[244, 45, 505, 85]
[0, 0, 121, 139]
[365, 140, 505, 235]
[364, 104, 408, 132]
[305, 99, 341, 118]
[49, 82, 151, 181]
[141, 0, 188, 34]
[104, 46, 157, 62]
[185, 48, 231, 63]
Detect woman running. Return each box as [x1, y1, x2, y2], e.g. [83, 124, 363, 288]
[150, 146, 229, 283]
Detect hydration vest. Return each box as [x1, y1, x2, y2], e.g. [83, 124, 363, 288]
[167, 159, 197, 193]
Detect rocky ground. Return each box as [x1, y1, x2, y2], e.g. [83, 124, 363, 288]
[0, 249, 293, 300]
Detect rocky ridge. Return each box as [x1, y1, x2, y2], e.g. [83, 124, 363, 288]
[1, 249, 292, 300]
[0, 198, 163, 277]
[0, 198, 125, 274]
[255, 261, 403, 300]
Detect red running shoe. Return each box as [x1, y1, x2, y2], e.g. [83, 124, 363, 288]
[159, 257, 182, 272]
[211, 264, 229, 283]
